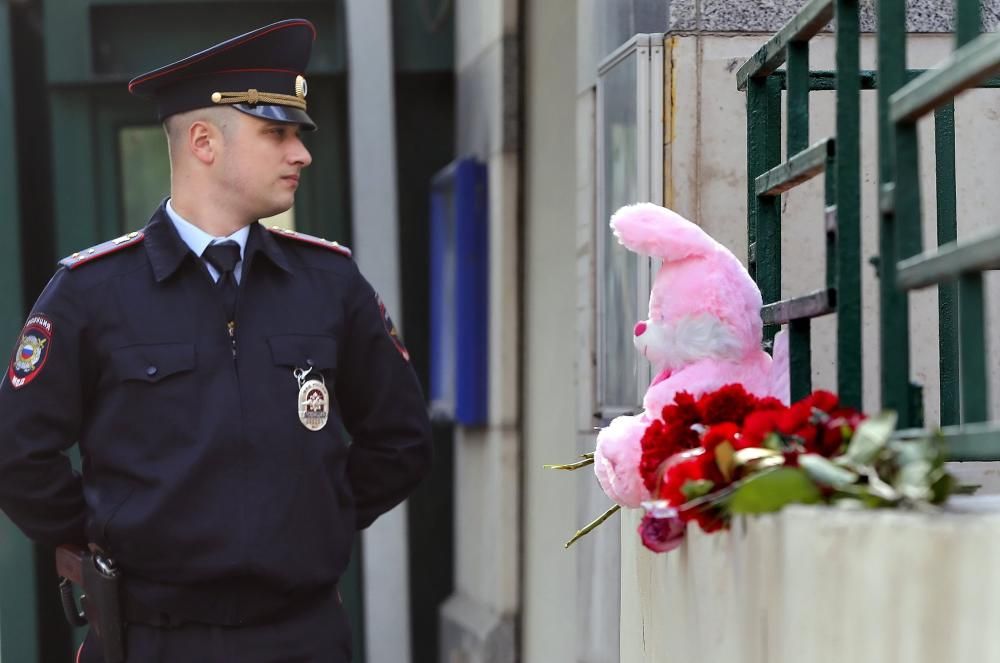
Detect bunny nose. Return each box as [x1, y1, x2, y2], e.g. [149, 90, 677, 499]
[634, 322, 647, 337]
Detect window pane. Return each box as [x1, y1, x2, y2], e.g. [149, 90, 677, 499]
[597, 1, 669, 60]
[119, 126, 170, 227]
[600, 51, 639, 410]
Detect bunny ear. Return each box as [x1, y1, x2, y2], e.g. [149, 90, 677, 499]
[610, 203, 720, 261]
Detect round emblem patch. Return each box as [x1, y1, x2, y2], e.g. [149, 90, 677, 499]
[8, 315, 53, 389]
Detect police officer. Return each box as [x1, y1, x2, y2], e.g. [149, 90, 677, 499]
[0, 18, 432, 663]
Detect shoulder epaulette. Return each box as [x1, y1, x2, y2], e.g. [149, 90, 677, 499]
[59, 231, 145, 269]
[266, 226, 352, 258]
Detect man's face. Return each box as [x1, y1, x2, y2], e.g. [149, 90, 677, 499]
[214, 111, 313, 220]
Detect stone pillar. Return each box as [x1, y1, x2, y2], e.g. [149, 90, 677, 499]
[439, 1, 521, 661]
[344, 2, 412, 662]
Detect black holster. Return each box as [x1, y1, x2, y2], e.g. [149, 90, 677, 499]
[56, 545, 126, 663]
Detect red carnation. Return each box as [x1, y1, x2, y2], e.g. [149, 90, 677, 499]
[639, 419, 681, 492]
[739, 408, 785, 449]
[807, 390, 839, 414]
[776, 401, 813, 436]
[662, 391, 701, 430]
[697, 384, 758, 425]
[811, 407, 865, 457]
[655, 448, 732, 533]
[658, 451, 707, 506]
[640, 392, 705, 492]
[755, 396, 786, 411]
[702, 422, 740, 454]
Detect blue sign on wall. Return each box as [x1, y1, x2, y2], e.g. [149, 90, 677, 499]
[429, 158, 488, 426]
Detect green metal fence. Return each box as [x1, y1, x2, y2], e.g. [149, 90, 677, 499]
[739, 0, 1000, 456]
[738, 0, 861, 409]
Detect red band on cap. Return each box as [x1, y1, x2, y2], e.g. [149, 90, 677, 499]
[128, 20, 316, 92]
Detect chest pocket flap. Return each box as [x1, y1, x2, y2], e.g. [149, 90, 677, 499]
[110, 343, 196, 383]
[267, 335, 338, 370]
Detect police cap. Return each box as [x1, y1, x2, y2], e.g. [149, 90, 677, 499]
[128, 19, 317, 130]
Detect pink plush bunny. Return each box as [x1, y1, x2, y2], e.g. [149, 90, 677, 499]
[594, 203, 788, 508]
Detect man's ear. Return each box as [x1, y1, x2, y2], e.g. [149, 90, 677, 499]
[189, 120, 217, 165]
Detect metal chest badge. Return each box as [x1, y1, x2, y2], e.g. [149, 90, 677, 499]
[293, 367, 329, 431]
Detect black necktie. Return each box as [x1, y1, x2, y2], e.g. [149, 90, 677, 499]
[202, 241, 241, 321]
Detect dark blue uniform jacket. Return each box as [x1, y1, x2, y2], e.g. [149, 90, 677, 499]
[0, 204, 432, 625]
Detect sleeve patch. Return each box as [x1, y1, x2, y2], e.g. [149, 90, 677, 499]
[377, 295, 410, 362]
[7, 315, 53, 389]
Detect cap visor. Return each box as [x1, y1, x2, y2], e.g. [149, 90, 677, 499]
[233, 104, 317, 131]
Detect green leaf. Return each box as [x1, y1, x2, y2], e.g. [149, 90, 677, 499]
[951, 482, 980, 496]
[894, 458, 934, 501]
[799, 453, 859, 488]
[843, 411, 898, 465]
[733, 447, 784, 474]
[681, 479, 715, 501]
[928, 469, 955, 504]
[728, 468, 823, 515]
[762, 432, 784, 451]
[832, 485, 890, 508]
[715, 441, 736, 483]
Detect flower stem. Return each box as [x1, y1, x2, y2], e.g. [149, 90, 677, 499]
[564, 504, 621, 549]
[544, 457, 595, 471]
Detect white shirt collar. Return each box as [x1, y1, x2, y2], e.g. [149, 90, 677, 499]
[165, 199, 251, 259]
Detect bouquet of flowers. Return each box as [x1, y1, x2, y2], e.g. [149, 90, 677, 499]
[550, 384, 970, 553]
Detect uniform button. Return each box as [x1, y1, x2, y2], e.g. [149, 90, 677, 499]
[146, 366, 158, 377]
[306, 358, 314, 367]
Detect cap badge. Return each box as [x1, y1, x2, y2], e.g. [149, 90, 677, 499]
[295, 75, 308, 99]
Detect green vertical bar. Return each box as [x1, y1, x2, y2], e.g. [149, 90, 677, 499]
[877, 0, 914, 425]
[0, 5, 40, 663]
[959, 273, 988, 422]
[786, 41, 811, 400]
[953, 0, 984, 426]
[787, 42, 810, 155]
[747, 75, 782, 341]
[825, 151, 837, 288]
[835, 0, 862, 409]
[954, 0, 981, 46]
[934, 103, 960, 425]
[789, 319, 812, 401]
[895, 121, 922, 421]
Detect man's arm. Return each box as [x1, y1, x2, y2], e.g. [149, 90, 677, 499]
[337, 265, 432, 530]
[0, 269, 87, 546]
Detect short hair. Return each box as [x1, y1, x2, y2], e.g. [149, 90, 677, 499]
[163, 106, 236, 158]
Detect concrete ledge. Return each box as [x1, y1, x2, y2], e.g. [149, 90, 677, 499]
[439, 593, 516, 663]
[670, 0, 1000, 34]
[621, 498, 1000, 662]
